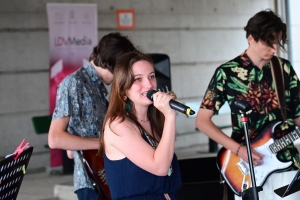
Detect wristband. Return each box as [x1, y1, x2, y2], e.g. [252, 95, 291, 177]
[236, 143, 243, 156]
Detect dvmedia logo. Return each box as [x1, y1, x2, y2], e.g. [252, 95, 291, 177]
[54, 36, 92, 46]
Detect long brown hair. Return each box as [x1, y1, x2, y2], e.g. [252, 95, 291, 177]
[98, 52, 165, 155]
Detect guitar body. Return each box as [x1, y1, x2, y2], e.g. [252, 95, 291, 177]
[217, 121, 293, 196]
[82, 149, 112, 200]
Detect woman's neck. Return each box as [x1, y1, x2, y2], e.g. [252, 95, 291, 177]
[134, 105, 149, 120]
[136, 112, 148, 122]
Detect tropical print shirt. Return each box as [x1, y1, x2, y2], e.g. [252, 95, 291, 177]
[200, 51, 300, 170]
[52, 63, 108, 191]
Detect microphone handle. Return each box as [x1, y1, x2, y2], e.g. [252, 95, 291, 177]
[170, 100, 195, 115]
[169, 100, 186, 113]
[146, 90, 195, 115]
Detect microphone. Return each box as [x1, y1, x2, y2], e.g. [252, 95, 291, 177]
[234, 100, 252, 112]
[146, 90, 195, 115]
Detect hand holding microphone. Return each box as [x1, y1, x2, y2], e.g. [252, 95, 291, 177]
[146, 90, 195, 115]
[148, 91, 176, 116]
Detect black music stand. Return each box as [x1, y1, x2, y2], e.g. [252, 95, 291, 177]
[234, 100, 262, 200]
[0, 146, 33, 200]
[274, 168, 300, 198]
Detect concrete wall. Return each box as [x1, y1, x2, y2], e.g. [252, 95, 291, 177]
[0, 0, 275, 170]
[287, 0, 300, 76]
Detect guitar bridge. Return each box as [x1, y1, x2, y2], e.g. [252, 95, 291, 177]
[237, 160, 249, 175]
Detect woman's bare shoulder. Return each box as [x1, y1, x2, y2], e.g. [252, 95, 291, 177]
[105, 117, 139, 136]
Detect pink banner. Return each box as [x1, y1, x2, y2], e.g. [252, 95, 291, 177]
[47, 3, 98, 167]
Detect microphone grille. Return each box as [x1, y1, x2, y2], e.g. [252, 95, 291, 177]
[146, 90, 156, 101]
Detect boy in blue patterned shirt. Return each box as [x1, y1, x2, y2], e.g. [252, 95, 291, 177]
[48, 32, 137, 200]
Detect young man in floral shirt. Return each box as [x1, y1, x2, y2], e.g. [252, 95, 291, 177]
[196, 9, 300, 200]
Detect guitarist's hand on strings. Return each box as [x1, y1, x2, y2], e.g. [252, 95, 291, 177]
[237, 145, 264, 166]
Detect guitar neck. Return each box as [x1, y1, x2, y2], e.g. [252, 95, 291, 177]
[269, 128, 300, 153]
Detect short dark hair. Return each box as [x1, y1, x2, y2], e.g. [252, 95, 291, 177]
[89, 32, 136, 73]
[244, 9, 288, 50]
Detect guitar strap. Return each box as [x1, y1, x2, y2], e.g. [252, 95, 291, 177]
[270, 56, 287, 123]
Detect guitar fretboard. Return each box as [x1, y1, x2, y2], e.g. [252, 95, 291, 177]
[269, 128, 300, 153]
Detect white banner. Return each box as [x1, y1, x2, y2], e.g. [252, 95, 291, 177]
[46, 3, 97, 167]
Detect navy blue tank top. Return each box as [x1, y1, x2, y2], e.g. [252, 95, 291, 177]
[104, 133, 182, 200]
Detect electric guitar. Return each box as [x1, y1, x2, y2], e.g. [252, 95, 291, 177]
[82, 149, 112, 200]
[217, 120, 300, 196]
